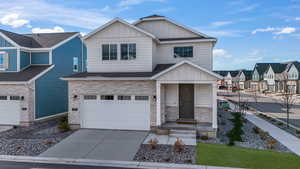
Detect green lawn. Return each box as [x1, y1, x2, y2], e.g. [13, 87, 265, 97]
[197, 143, 300, 169]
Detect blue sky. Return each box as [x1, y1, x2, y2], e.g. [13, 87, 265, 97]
[0, 0, 299, 70]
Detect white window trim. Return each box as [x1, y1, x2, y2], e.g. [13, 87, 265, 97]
[101, 44, 118, 61]
[120, 43, 136, 60]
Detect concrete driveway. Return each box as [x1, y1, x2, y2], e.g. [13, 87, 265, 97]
[39, 129, 148, 161]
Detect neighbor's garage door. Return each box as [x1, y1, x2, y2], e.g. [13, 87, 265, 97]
[0, 96, 21, 125]
[81, 95, 150, 130]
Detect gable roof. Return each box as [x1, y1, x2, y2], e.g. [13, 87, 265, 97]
[83, 18, 158, 41]
[254, 63, 273, 75]
[151, 60, 222, 80]
[229, 71, 239, 77]
[213, 70, 230, 77]
[134, 15, 216, 40]
[0, 29, 79, 48]
[0, 65, 52, 83]
[241, 70, 252, 80]
[268, 63, 288, 74]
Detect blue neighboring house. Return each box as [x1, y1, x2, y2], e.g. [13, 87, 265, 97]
[0, 29, 86, 126]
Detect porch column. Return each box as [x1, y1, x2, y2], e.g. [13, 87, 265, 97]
[212, 82, 218, 129]
[156, 81, 161, 126]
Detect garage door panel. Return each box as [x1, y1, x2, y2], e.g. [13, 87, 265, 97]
[0, 101, 20, 125]
[81, 100, 150, 130]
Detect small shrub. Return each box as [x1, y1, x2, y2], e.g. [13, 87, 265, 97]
[277, 122, 284, 126]
[58, 120, 70, 132]
[259, 130, 269, 140]
[173, 138, 185, 152]
[227, 112, 244, 146]
[296, 130, 300, 135]
[148, 138, 158, 150]
[266, 138, 277, 149]
[253, 126, 260, 134]
[200, 135, 209, 140]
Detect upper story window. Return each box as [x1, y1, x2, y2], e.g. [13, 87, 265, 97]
[102, 44, 117, 61]
[174, 46, 193, 58]
[121, 43, 136, 60]
[0, 52, 6, 69]
[73, 57, 78, 72]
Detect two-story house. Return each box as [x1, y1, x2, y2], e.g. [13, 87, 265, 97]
[285, 61, 300, 94]
[263, 63, 287, 92]
[237, 70, 252, 90]
[63, 15, 222, 137]
[0, 29, 85, 126]
[251, 63, 271, 92]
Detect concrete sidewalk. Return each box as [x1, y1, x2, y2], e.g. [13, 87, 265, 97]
[246, 112, 300, 156]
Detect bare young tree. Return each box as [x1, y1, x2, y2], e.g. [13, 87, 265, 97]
[278, 73, 296, 128]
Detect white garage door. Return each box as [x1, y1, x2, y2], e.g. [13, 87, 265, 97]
[0, 96, 20, 125]
[81, 96, 150, 130]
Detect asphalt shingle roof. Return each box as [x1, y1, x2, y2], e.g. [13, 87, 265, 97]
[269, 63, 288, 73]
[0, 65, 51, 82]
[254, 63, 273, 75]
[64, 64, 175, 78]
[0, 29, 78, 48]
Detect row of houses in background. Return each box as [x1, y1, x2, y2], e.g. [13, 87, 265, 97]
[215, 61, 300, 94]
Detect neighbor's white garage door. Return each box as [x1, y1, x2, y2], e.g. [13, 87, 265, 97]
[0, 97, 20, 125]
[81, 98, 150, 130]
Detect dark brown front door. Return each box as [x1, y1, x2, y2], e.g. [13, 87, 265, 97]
[179, 84, 194, 120]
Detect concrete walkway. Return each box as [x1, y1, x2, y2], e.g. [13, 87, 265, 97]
[143, 130, 196, 145]
[246, 112, 300, 156]
[40, 129, 148, 161]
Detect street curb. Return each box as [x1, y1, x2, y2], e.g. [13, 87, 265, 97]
[0, 155, 242, 169]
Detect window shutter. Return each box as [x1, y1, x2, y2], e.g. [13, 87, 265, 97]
[3, 53, 9, 69]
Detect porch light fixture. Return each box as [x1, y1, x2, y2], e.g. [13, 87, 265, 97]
[73, 95, 78, 99]
[20, 96, 24, 101]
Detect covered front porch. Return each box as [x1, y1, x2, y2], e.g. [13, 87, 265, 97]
[151, 61, 220, 136]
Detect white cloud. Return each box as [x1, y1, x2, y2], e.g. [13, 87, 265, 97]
[295, 17, 300, 21]
[249, 49, 260, 56]
[251, 27, 275, 34]
[0, 0, 111, 30]
[32, 26, 64, 33]
[201, 29, 243, 37]
[118, 0, 165, 7]
[213, 49, 232, 58]
[230, 3, 260, 14]
[274, 27, 296, 34]
[211, 21, 233, 27]
[252, 27, 296, 35]
[0, 13, 29, 28]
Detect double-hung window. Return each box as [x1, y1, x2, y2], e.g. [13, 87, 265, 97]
[73, 57, 79, 72]
[174, 46, 193, 58]
[0, 52, 6, 69]
[102, 44, 117, 60]
[121, 43, 136, 60]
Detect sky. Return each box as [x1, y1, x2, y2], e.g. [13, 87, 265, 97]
[0, 0, 299, 70]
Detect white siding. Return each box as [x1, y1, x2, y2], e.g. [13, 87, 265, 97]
[288, 64, 299, 80]
[155, 42, 213, 70]
[157, 63, 217, 81]
[195, 84, 212, 107]
[136, 20, 199, 38]
[165, 84, 178, 106]
[85, 21, 153, 72]
[264, 67, 275, 85]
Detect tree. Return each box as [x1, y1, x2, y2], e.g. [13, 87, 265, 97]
[278, 73, 296, 128]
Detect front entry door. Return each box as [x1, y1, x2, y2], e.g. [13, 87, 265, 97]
[179, 84, 194, 119]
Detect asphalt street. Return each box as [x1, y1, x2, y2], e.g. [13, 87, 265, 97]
[0, 161, 139, 169]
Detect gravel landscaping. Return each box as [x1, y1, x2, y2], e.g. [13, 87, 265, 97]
[0, 119, 73, 156]
[198, 107, 292, 153]
[134, 144, 196, 164]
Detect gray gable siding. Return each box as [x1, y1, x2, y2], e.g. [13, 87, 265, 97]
[0, 49, 17, 71]
[35, 36, 85, 118]
[31, 52, 49, 64]
[20, 51, 30, 69]
[0, 36, 13, 47]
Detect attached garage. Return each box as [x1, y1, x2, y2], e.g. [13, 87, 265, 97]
[80, 95, 151, 130]
[0, 96, 21, 125]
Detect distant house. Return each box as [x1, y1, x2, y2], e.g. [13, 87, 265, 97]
[213, 70, 229, 88]
[264, 63, 288, 92]
[251, 63, 271, 92]
[0, 29, 86, 126]
[237, 70, 252, 89]
[285, 61, 300, 94]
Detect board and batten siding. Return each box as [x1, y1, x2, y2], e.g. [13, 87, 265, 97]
[135, 20, 198, 39]
[20, 51, 30, 70]
[155, 42, 213, 71]
[85, 21, 153, 72]
[31, 52, 49, 65]
[35, 36, 84, 119]
[0, 49, 17, 71]
[0, 36, 13, 47]
[288, 64, 299, 80]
